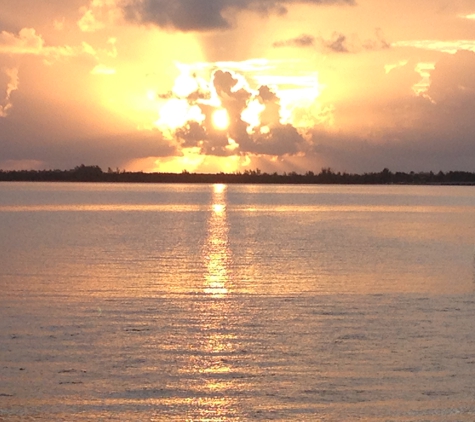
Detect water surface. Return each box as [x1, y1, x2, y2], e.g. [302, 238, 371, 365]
[1, 183, 475, 420]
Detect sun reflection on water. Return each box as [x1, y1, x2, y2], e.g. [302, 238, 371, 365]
[180, 183, 244, 419]
[204, 184, 231, 297]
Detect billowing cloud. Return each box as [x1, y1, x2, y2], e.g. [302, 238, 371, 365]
[158, 67, 307, 157]
[121, 0, 355, 31]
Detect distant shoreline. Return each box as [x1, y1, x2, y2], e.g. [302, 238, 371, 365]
[1, 165, 475, 185]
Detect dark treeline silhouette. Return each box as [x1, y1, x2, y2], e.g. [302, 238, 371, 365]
[1, 164, 475, 185]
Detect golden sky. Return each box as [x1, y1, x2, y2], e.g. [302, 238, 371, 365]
[1, 0, 475, 173]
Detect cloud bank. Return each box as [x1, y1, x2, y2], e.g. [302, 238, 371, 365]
[121, 0, 355, 31]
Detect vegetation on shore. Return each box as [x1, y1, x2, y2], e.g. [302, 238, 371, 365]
[1, 164, 475, 185]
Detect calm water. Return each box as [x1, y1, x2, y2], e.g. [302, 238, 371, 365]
[1, 182, 475, 420]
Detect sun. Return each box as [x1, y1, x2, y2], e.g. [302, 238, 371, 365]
[212, 108, 230, 131]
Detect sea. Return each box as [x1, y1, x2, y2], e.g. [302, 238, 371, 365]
[1, 182, 475, 421]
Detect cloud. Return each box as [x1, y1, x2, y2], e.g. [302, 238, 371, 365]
[0, 68, 19, 117]
[323, 32, 350, 53]
[91, 64, 117, 75]
[78, 0, 121, 32]
[152, 51, 475, 173]
[273, 34, 315, 48]
[0, 119, 178, 171]
[0, 159, 45, 171]
[393, 39, 475, 54]
[308, 50, 475, 173]
[321, 30, 390, 53]
[121, 0, 355, 32]
[163, 67, 307, 157]
[0, 28, 45, 56]
[274, 29, 390, 53]
[245, 123, 305, 155]
[0, 28, 98, 61]
[0, 28, 117, 116]
[425, 50, 475, 105]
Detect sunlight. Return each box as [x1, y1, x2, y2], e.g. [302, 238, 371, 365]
[146, 89, 156, 101]
[105, 56, 327, 174]
[212, 108, 230, 131]
[226, 138, 239, 153]
[155, 99, 204, 130]
[173, 67, 200, 97]
[89, 29, 207, 131]
[126, 153, 245, 174]
[253, 72, 324, 125]
[260, 125, 270, 134]
[242, 99, 264, 133]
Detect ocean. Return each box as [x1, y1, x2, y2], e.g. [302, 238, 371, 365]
[1, 182, 475, 420]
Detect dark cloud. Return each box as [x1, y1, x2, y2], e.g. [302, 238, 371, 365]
[363, 28, 390, 51]
[426, 49, 475, 104]
[176, 120, 208, 147]
[174, 70, 250, 156]
[272, 34, 315, 48]
[0, 127, 177, 170]
[274, 29, 390, 53]
[244, 124, 305, 155]
[213, 69, 251, 111]
[123, 0, 229, 31]
[319, 30, 390, 53]
[0, 84, 177, 170]
[307, 50, 475, 173]
[121, 0, 355, 31]
[0, 0, 86, 32]
[176, 118, 231, 156]
[323, 32, 349, 52]
[171, 68, 307, 157]
[237, 82, 306, 155]
[308, 127, 475, 173]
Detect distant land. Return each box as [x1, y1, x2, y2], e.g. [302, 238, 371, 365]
[1, 165, 475, 185]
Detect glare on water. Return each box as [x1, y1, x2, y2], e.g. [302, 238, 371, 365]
[204, 184, 230, 297]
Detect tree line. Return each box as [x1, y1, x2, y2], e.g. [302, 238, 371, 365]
[1, 164, 475, 185]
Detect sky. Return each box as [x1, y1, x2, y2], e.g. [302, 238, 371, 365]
[1, 0, 475, 173]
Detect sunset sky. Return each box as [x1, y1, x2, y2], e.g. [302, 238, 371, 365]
[1, 0, 475, 173]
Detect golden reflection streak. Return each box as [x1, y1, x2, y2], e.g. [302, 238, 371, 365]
[187, 184, 240, 418]
[204, 184, 231, 297]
